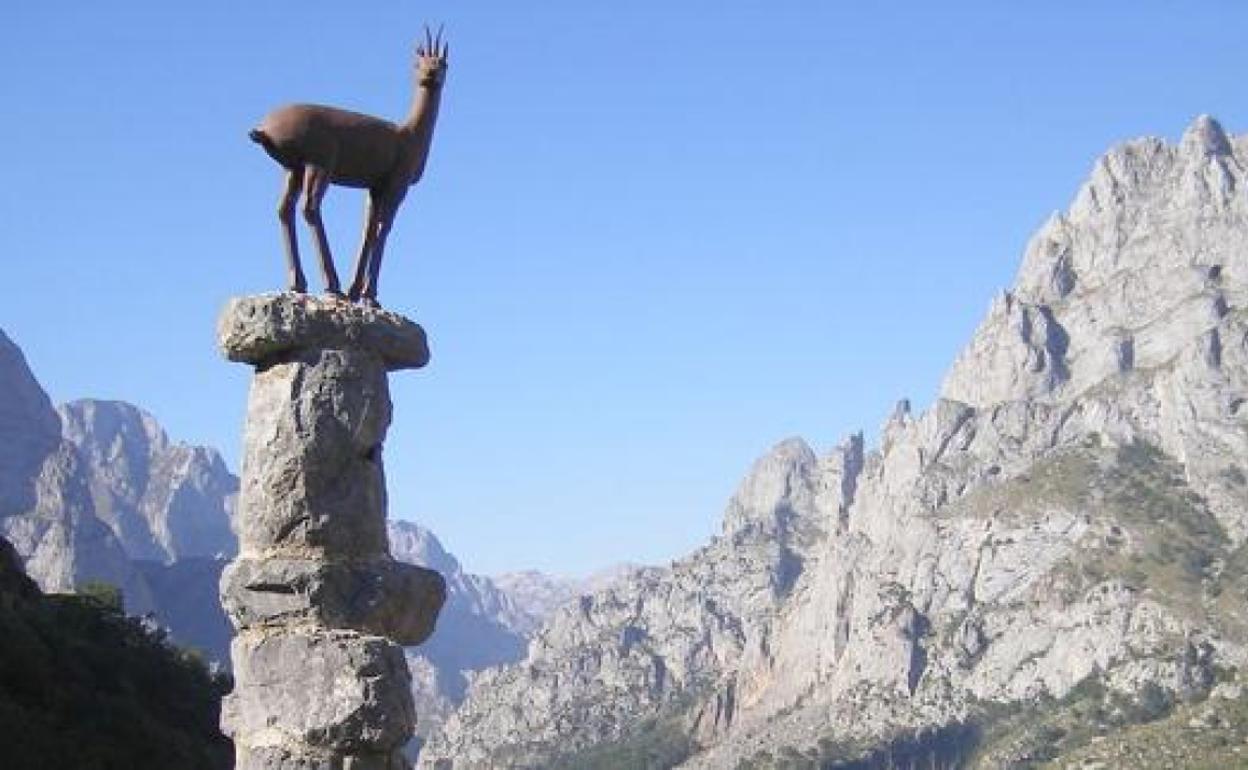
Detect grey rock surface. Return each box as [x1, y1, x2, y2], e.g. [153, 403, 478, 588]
[223, 630, 416, 752]
[219, 294, 444, 770]
[420, 116, 1248, 769]
[235, 344, 392, 559]
[59, 398, 238, 563]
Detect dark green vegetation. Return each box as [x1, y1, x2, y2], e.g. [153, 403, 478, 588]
[0, 539, 232, 770]
[737, 723, 979, 770]
[1031, 679, 1248, 769]
[970, 670, 1248, 769]
[546, 711, 696, 770]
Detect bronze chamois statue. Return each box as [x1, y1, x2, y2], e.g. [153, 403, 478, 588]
[249, 27, 449, 307]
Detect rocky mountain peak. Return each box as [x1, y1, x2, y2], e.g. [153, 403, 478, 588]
[390, 519, 461, 575]
[944, 115, 1246, 411]
[1182, 113, 1234, 157]
[722, 437, 819, 538]
[59, 399, 170, 463]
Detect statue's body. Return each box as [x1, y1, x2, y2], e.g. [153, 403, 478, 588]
[250, 28, 448, 307]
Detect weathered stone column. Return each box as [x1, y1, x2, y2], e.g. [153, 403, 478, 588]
[216, 294, 446, 770]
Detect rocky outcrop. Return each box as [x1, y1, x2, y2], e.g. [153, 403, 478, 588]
[218, 294, 445, 770]
[421, 116, 1248, 769]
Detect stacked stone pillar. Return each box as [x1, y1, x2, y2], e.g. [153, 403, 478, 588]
[216, 294, 446, 770]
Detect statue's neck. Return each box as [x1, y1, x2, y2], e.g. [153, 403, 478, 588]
[401, 84, 443, 141]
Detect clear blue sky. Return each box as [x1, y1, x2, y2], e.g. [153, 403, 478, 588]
[2, 2, 1245, 576]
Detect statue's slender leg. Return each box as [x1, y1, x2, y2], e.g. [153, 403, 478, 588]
[301, 165, 343, 296]
[278, 168, 307, 293]
[347, 193, 380, 301]
[361, 190, 406, 306]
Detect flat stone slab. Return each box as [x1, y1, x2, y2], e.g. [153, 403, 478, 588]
[222, 556, 446, 645]
[218, 293, 429, 371]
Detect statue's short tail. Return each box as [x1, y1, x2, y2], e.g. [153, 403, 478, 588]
[249, 128, 291, 167]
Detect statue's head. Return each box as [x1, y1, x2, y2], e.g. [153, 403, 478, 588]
[416, 26, 449, 88]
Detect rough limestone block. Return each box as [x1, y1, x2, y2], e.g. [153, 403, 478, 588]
[237, 346, 392, 556]
[221, 556, 446, 645]
[223, 630, 416, 752]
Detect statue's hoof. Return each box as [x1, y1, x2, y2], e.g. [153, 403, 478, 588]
[324, 290, 347, 303]
[358, 296, 381, 309]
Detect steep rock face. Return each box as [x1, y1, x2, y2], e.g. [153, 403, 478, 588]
[0, 330, 154, 613]
[59, 399, 237, 563]
[421, 117, 1248, 769]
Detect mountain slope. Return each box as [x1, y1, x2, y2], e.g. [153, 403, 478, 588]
[0, 331, 155, 613]
[420, 116, 1248, 770]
